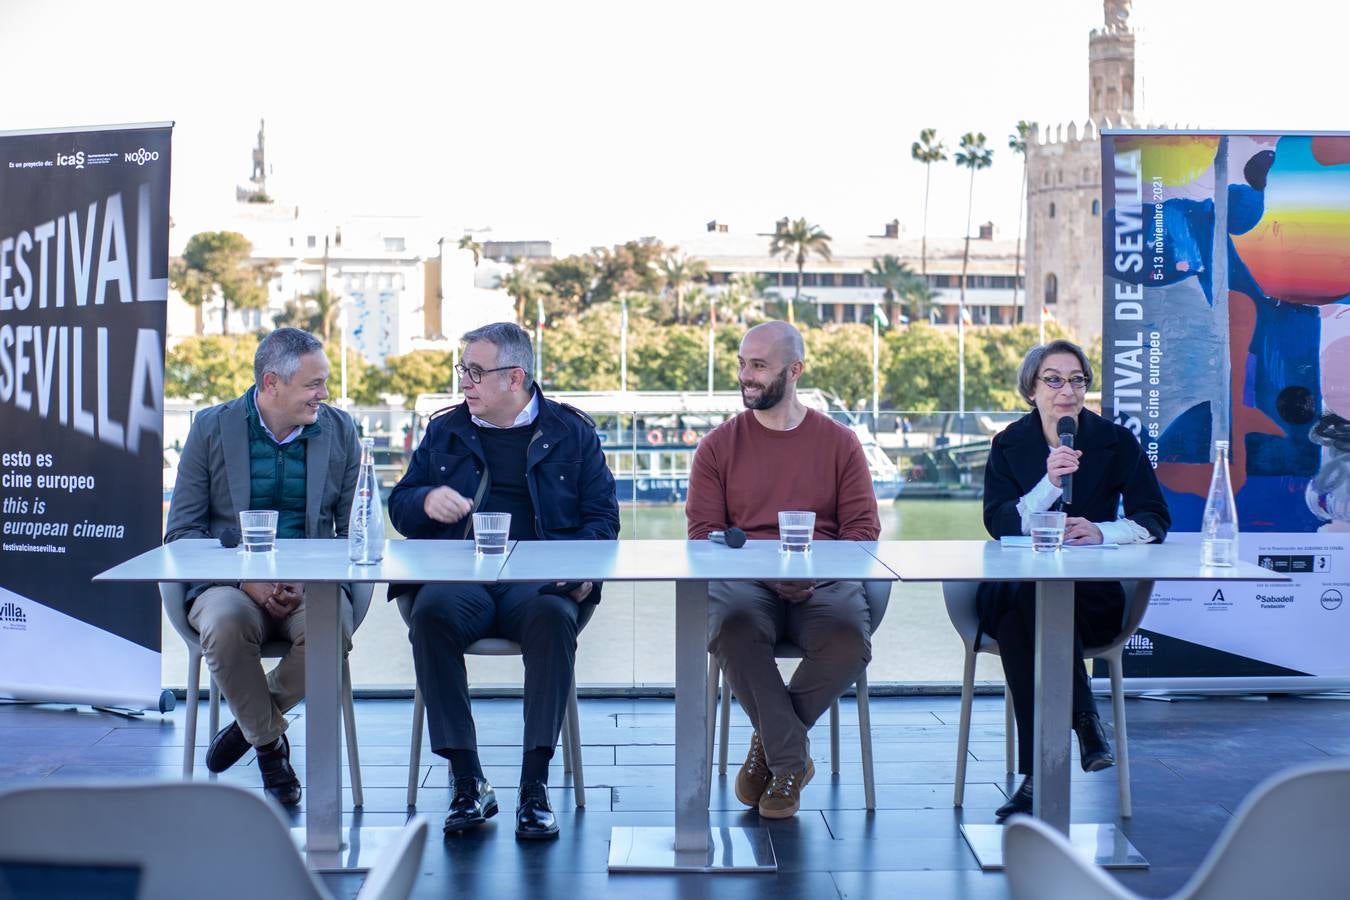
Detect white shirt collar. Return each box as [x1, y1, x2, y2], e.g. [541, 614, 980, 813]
[471, 389, 539, 430]
[252, 388, 304, 445]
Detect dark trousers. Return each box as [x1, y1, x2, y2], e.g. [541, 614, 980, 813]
[408, 581, 595, 758]
[988, 582, 1124, 775]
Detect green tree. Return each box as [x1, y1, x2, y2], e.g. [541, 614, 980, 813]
[658, 250, 708, 324]
[723, 273, 769, 324]
[883, 324, 956, 412]
[272, 287, 340, 342]
[590, 238, 667, 306]
[955, 131, 994, 414]
[1009, 120, 1035, 322]
[165, 335, 260, 402]
[540, 254, 599, 316]
[170, 231, 274, 336]
[537, 306, 622, 391]
[868, 255, 927, 327]
[910, 128, 947, 282]
[768, 218, 832, 326]
[457, 233, 482, 267]
[500, 263, 552, 325]
[361, 350, 452, 407]
[800, 325, 883, 408]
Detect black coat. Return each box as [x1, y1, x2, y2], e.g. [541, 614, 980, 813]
[387, 386, 620, 601]
[977, 407, 1171, 639]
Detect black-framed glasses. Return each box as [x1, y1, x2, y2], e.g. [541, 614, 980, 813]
[454, 363, 520, 384]
[1040, 375, 1090, 390]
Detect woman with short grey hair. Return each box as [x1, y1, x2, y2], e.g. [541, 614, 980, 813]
[977, 338, 1170, 821]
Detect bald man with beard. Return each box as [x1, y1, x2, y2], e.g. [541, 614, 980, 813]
[685, 321, 880, 819]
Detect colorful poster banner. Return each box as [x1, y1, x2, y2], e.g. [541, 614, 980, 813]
[0, 123, 173, 709]
[1101, 131, 1350, 685]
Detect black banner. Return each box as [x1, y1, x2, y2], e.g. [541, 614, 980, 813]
[0, 123, 172, 708]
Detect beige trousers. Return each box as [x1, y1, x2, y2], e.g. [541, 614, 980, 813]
[188, 585, 354, 748]
[708, 580, 871, 774]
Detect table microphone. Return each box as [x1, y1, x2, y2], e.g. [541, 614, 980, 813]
[219, 527, 241, 549]
[709, 527, 746, 549]
[1057, 415, 1077, 506]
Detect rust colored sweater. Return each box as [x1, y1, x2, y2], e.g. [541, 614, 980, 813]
[685, 407, 881, 541]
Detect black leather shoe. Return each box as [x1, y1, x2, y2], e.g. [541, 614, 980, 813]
[515, 780, 559, 840]
[1073, 712, 1115, 773]
[443, 776, 498, 835]
[257, 735, 301, 807]
[205, 720, 251, 774]
[996, 775, 1033, 821]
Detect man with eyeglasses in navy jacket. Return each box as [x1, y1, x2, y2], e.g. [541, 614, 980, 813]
[388, 322, 619, 841]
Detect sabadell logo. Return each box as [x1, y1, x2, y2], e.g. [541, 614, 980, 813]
[125, 148, 159, 166]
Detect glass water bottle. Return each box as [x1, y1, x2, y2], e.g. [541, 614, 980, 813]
[1201, 440, 1238, 567]
[348, 437, 386, 564]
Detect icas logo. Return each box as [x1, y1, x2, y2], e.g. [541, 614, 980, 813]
[56, 151, 85, 169]
[125, 148, 159, 166]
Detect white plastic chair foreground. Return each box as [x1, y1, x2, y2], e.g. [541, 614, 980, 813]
[1003, 760, 1350, 900]
[161, 582, 372, 807]
[0, 780, 428, 900]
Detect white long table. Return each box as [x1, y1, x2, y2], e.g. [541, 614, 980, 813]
[496, 539, 898, 873]
[861, 539, 1286, 869]
[95, 537, 510, 871]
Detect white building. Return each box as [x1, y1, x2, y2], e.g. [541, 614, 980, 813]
[167, 200, 517, 363]
[678, 218, 1026, 327]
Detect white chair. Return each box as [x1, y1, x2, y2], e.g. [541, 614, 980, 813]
[943, 579, 1152, 816]
[161, 582, 372, 807]
[708, 581, 891, 810]
[0, 780, 428, 900]
[1003, 760, 1350, 900]
[395, 595, 586, 809]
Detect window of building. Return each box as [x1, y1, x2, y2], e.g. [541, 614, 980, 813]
[1049, 202, 1056, 218]
[1043, 171, 1051, 186]
[1044, 273, 1058, 305]
[1057, 169, 1063, 184]
[1091, 198, 1101, 216]
[384, 237, 406, 253]
[307, 235, 316, 248]
[842, 273, 862, 287]
[802, 273, 818, 287]
[781, 272, 798, 287]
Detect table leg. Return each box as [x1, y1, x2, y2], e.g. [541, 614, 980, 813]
[607, 579, 775, 873]
[304, 581, 343, 857]
[673, 579, 711, 858]
[1032, 579, 1075, 833]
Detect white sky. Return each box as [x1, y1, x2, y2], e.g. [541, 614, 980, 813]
[1, 0, 1342, 254]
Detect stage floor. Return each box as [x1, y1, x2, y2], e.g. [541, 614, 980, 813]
[2, 692, 1348, 898]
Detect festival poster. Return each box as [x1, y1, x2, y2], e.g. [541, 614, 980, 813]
[0, 123, 173, 709]
[1100, 131, 1350, 684]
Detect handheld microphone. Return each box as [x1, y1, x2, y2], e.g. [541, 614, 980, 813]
[709, 527, 747, 549]
[219, 527, 241, 549]
[1057, 415, 1077, 506]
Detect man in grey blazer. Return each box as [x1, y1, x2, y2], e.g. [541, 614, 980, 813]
[164, 327, 360, 806]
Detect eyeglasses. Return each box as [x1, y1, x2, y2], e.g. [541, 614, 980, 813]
[1040, 375, 1090, 390]
[454, 363, 520, 384]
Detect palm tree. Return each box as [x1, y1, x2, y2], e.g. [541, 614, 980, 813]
[955, 131, 994, 417]
[910, 128, 947, 284]
[500, 263, 551, 325]
[458, 233, 482, 267]
[723, 272, 769, 323]
[867, 255, 924, 327]
[768, 218, 832, 325]
[1009, 120, 1035, 323]
[658, 250, 708, 324]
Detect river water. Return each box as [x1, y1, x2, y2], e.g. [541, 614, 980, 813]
[161, 499, 1009, 689]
